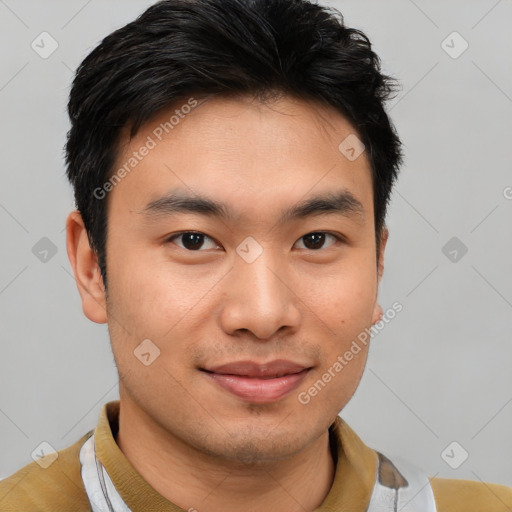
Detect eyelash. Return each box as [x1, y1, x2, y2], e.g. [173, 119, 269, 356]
[164, 231, 346, 251]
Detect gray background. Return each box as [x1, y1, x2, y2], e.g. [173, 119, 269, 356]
[1, 0, 511, 488]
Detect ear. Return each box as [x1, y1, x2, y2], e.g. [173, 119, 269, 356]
[65, 210, 107, 324]
[371, 226, 389, 325]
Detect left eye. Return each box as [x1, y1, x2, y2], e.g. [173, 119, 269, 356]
[294, 232, 341, 250]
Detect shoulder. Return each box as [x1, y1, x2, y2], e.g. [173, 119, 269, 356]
[0, 431, 93, 512]
[431, 475, 512, 512]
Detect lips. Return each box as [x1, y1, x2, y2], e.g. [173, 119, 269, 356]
[204, 359, 309, 377]
[201, 359, 312, 403]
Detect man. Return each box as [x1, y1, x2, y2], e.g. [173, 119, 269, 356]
[1, 0, 510, 510]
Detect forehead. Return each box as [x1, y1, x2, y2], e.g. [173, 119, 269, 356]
[109, 94, 374, 224]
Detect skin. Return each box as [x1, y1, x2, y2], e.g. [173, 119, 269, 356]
[66, 94, 388, 512]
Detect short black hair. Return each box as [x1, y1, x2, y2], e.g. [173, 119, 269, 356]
[65, 0, 402, 290]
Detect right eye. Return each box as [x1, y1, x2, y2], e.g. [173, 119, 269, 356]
[165, 231, 221, 251]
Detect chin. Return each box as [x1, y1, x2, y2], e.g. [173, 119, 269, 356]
[198, 424, 310, 466]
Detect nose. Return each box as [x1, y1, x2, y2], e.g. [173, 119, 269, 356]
[219, 248, 301, 340]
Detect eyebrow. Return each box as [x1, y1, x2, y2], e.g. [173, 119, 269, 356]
[139, 188, 365, 225]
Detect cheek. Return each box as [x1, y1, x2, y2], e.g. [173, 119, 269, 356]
[298, 255, 377, 393]
[106, 243, 220, 343]
[297, 341, 369, 413]
[298, 254, 377, 329]
[105, 248, 172, 353]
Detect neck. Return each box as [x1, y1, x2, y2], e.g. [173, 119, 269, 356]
[115, 397, 336, 512]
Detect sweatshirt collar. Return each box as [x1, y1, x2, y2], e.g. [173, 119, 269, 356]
[94, 400, 377, 511]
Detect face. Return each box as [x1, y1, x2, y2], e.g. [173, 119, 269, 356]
[73, 94, 386, 465]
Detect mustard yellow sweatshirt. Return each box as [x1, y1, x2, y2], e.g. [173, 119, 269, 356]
[1, 401, 511, 511]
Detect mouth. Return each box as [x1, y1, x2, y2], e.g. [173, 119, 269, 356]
[200, 360, 313, 403]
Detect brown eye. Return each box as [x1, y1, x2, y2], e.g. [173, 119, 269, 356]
[295, 232, 340, 250]
[167, 232, 219, 251]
